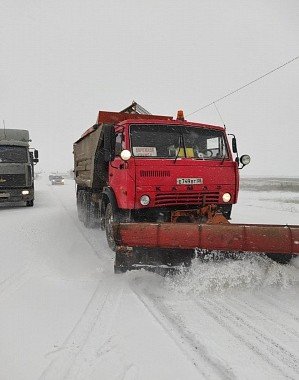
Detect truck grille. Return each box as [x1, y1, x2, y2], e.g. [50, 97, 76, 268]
[0, 174, 26, 187]
[140, 170, 170, 178]
[154, 192, 219, 206]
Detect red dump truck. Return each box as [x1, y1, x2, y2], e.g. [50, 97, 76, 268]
[74, 103, 298, 273]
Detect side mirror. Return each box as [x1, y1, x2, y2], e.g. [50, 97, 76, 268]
[103, 124, 116, 162]
[232, 137, 237, 153]
[33, 149, 39, 163]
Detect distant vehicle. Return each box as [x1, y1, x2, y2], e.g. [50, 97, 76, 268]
[0, 129, 39, 206]
[51, 175, 64, 185]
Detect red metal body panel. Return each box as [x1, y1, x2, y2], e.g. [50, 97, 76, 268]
[97, 111, 173, 125]
[109, 120, 237, 210]
[114, 223, 299, 255]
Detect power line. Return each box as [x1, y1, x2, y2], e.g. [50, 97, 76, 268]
[186, 55, 299, 117]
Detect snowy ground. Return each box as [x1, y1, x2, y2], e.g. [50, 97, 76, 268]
[0, 177, 298, 380]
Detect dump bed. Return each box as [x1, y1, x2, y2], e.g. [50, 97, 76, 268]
[73, 124, 104, 189]
[74, 109, 172, 189]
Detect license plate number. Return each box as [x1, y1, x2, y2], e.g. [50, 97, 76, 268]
[177, 178, 203, 185]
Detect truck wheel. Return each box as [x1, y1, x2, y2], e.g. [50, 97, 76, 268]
[114, 251, 129, 274]
[99, 201, 106, 231]
[114, 265, 128, 274]
[77, 191, 84, 222]
[82, 192, 93, 228]
[26, 200, 34, 207]
[105, 203, 117, 250]
[266, 253, 294, 264]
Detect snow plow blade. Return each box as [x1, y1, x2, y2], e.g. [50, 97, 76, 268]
[113, 223, 299, 256]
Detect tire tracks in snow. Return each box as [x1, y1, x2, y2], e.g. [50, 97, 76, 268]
[50, 186, 114, 265]
[193, 296, 299, 379]
[40, 279, 124, 380]
[226, 293, 299, 341]
[130, 282, 235, 380]
[0, 254, 44, 303]
[258, 292, 299, 322]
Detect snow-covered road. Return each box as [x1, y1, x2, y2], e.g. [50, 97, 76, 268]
[0, 177, 298, 380]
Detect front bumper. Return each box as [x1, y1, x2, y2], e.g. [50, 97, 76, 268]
[0, 188, 34, 203]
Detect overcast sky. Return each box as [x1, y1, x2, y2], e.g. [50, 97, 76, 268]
[1, 0, 298, 176]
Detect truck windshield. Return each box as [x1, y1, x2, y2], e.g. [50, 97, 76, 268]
[130, 124, 228, 159]
[0, 146, 28, 163]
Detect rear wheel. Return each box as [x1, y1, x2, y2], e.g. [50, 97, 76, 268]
[77, 190, 84, 222]
[82, 192, 98, 228]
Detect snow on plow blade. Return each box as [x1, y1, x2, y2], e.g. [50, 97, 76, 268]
[113, 223, 299, 256]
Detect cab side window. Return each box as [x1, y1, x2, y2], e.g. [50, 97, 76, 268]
[115, 133, 123, 156]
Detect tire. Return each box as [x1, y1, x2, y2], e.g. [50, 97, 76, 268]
[114, 251, 129, 274]
[266, 253, 294, 264]
[26, 200, 34, 207]
[99, 201, 106, 231]
[77, 191, 84, 222]
[114, 265, 128, 274]
[82, 192, 93, 228]
[105, 203, 117, 250]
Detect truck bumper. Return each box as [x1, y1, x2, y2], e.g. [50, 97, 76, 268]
[0, 188, 34, 203]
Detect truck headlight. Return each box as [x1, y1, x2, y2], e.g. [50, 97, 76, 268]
[22, 190, 30, 195]
[140, 195, 150, 206]
[240, 154, 251, 166]
[120, 150, 132, 161]
[222, 193, 231, 203]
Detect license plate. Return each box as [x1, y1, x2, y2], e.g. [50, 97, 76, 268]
[177, 178, 203, 185]
[0, 193, 10, 198]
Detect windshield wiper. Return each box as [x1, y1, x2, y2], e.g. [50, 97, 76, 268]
[174, 132, 186, 163]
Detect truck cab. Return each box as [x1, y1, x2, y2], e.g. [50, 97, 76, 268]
[108, 118, 238, 222]
[0, 129, 39, 206]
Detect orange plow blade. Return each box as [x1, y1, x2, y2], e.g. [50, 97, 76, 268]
[113, 223, 299, 256]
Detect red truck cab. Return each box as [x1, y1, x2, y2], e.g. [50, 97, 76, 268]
[106, 114, 240, 223]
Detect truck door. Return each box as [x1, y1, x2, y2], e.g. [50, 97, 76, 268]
[109, 130, 135, 209]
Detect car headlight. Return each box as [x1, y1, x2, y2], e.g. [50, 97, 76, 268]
[22, 190, 29, 195]
[140, 195, 150, 206]
[222, 193, 231, 203]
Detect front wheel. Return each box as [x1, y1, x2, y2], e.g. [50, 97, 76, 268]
[266, 253, 294, 264]
[105, 203, 117, 250]
[26, 200, 34, 207]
